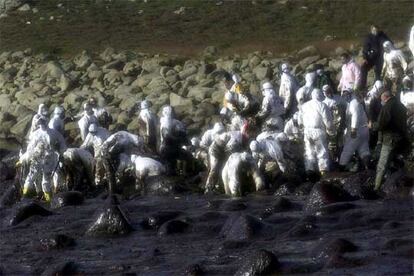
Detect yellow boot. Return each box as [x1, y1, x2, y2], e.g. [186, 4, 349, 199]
[43, 192, 52, 203]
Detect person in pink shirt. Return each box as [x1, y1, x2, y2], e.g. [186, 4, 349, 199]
[338, 52, 362, 94]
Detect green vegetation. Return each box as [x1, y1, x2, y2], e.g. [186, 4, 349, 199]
[0, 0, 413, 56]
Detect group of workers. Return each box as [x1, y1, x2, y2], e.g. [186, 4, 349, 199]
[16, 24, 414, 201]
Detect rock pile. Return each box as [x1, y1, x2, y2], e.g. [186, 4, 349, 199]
[0, 44, 412, 151]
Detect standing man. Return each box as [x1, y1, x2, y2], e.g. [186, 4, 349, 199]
[338, 52, 362, 94]
[279, 63, 299, 117]
[375, 91, 408, 191]
[381, 41, 408, 96]
[361, 25, 391, 89]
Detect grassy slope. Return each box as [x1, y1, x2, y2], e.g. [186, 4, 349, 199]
[0, 0, 413, 57]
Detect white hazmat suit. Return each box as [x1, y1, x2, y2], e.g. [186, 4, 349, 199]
[299, 89, 335, 173]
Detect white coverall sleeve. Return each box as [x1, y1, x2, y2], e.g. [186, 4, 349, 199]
[349, 101, 359, 129]
[320, 103, 335, 134]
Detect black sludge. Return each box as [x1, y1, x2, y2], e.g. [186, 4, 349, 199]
[40, 261, 78, 276]
[50, 191, 84, 209]
[140, 210, 182, 230]
[0, 182, 20, 208]
[304, 181, 355, 213]
[158, 219, 190, 236]
[39, 234, 76, 251]
[9, 201, 53, 226]
[86, 195, 133, 237]
[220, 214, 263, 241]
[235, 249, 280, 276]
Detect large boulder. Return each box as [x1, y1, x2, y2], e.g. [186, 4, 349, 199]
[86, 195, 133, 237]
[170, 93, 193, 110]
[0, 0, 29, 14]
[9, 113, 32, 138]
[235, 249, 280, 276]
[220, 214, 263, 241]
[253, 64, 272, 80]
[50, 191, 84, 209]
[297, 45, 319, 59]
[304, 181, 355, 213]
[187, 86, 215, 102]
[8, 201, 53, 226]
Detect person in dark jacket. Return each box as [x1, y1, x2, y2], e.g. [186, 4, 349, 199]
[374, 91, 408, 190]
[360, 25, 391, 89]
[315, 64, 335, 92]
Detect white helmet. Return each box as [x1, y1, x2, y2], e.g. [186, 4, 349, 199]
[140, 100, 151, 109]
[249, 140, 260, 153]
[281, 63, 289, 72]
[88, 123, 98, 133]
[53, 106, 64, 115]
[232, 74, 241, 84]
[262, 82, 273, 90]
[162, 105, 173, 117]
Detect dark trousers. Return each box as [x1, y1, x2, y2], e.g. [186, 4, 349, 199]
[360, 59, 383, 89]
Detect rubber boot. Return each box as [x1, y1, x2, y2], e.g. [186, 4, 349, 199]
[362, 156, 371, 170]
[43, 192, 52, 203]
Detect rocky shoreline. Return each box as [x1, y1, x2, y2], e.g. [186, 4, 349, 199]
[1, 43, 413, 153]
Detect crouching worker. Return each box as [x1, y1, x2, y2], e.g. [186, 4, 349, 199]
[221, 152, 265, 197]
[131, 154, 166, 193]
[19, 117, 66, 202]
[99, 131, 145, 192]
[57, 148, 94, 192]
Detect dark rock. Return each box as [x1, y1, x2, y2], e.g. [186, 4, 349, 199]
[294, 182, 314, 196]
[381, 221, 401, 229]
[144, 175, 178, 195]
[50, 191, 84, 209]
[286, 220, 316, 238]
[140, 211, 182, 230]
[39, 234, 75, 251]
[158, 220, 189, 236]
[184, 263, 204, 276]
[0, 182, 20, 208]
[9, 201, 52, 226]
[235, 249, 280, 276]
[311, 238, 357, 260]
[323, 254, 362, 269]
[40, 261, 78, 276]
[382, 239, 413, 251]
[339, 171, 378, 199]
[86, 195, 133, 237]
[381, 169, 414, 199]
[222, 240, 249, 250]
[304, 181, 355, 213]
[273, 196, 292, 212]
[220, 214, 262, 241]
[274, 183, 295, 196]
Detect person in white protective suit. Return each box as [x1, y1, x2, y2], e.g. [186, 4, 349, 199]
[205, 130, 244, 193]
[224, 90, 251, 115]
[99, 131, 145, 190]
[28, 103, 49, 140]
[130, 154, 166, 191]
[400, 76, 414, 110]
[322, 85, 345, 162]
[250, 139, 287, 173]
[299, 88, 335, 175]
[409, 25, 414, 58]
[381, 41, 408, 95]
[296, 71, 316, 104]
[78, 103, 98, 141]
[58, 147, 94, 192]
[88, 97, 112, 129]
[48, 106, 65, 135]
[138, 100, 158, 153]
[159, 105, 190, 175]
[81, 123, 110, 158]
[19, 117, 67, 202]
[284, 112, 302, 141]
[223, 73, 244, 109]
[256, 82, 285, 130]
[256, 113, 285, 142]
[200, 122, 225, 149]
[221, 152, 265, 197]
[279, 63, 299, 117]
[339, 91, 370, 170]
